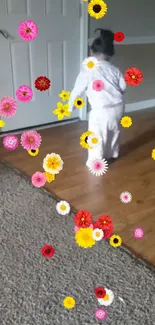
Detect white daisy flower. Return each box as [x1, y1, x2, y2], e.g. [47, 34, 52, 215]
[120, 191, 132, 203]
[56, 201, 70, 215]
[92, 228, 104, 241]
[87, 133, 102, 148]
[87, 158, 108, 176]
[98, 288, 114, 306]
[82, 56, 99, 71]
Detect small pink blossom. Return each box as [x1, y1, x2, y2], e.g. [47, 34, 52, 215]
[133, 227, 144, 239]
[94, 308, 107, 320]
[16, 85, 33, 102]
[0, 96, 17, 117]
[3, 135, 19, 151]
[21, 130, 42, 150]
[87, 158, 108, 176]
[31, 171, 46, 188]
[120, 191, 132, 203]
[18, 20, 38, 41]
[93, 80, 104, 92]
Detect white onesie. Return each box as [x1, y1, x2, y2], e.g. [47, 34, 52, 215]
[68, 59, 126, 162]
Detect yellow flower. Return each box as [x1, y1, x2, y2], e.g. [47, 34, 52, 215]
[88, 0, 108, 20]
[43, 172, 55, 183]
[59, 90, 70, 102]
[151, 149, 155, 160]
[0, 120, 5, 127]
[80, 131, 94, 149]
[74, 97, 85, 109]
[109, 235, 122, 248]
[53, 102, 71, 120]
[43, 153, 64, 174]
[28, 149, 39, 156]
[75, 228, 96, 248]
[63, 296, 75, 309]
[120, 116, 132, 128]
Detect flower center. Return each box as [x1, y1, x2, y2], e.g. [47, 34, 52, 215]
[22, 91, 27, 96]
[60, 205, 66, 211]
[4, 103, 10, 109]
[77, 100, 82, 105]
[103, 221, 106, 224]
[85, 136, 88, 143]
[39, 80, 46, 86]
[81, 217, 85, 221]
[60, 109, 65, 113]
[87, 61, 95, 69]
[113, 238, 119, 243]
[92, 137, 98, 144]
[93, 4, 101, 13]
[25, 27, 31, 34]
[131, 75, 136, 79]
[31, 149, 36, 153]
[45, 248, 51, 254]
[103, 294, 109, 301]
[37, 178, 41, 182]
[29, 137, 34, 142]
[95, 163, 101, 169]
[96, 231, 100, 237]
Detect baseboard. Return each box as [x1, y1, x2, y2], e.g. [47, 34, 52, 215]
[86, 99, 155, 119]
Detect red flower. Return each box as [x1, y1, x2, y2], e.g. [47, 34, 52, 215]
[35, 76, 51, 91]
[114, 32, 124, 42]
[93, 215, 114, 238]
[41, 244, 55, 258]
[124, 67, 143, 86]
[94, 287, 106, 298]
[73, 210, 92, 228]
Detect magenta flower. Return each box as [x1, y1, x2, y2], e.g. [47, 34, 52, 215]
[18, 20, 38, 41]
[31, 171, 46, 188]
[3, 135, 19, 151]
[94, 308, 107, 321]
[93, 80, 104, 92]
[0, 96, 17, 117]
[21, 130, 42, 150]
[16, 85, 33, 102]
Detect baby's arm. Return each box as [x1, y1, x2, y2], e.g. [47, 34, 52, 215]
[68, 68, 89, 112]
[118, 71, 126, 94]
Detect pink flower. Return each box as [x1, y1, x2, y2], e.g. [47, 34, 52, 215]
[120, 191, 132, 203]
[31, 171, 46, 188]
[94, 308, 107, 320]
[16, 85, 33, 102]
[133, 227, 144, 239]
[93, 80, 104, 92]
[87, 158, 108, 176]
[74, 224, 93, 233]
[0, 96, 17, 117]
[3, 135, 19, 151]
[21, 130, 42, 150]
[18, 20, 38, 41]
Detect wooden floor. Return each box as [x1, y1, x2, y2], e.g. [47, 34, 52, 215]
[1, 108, 155, 266]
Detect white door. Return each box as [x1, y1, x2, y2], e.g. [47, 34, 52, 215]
[0, 0, 81, 132]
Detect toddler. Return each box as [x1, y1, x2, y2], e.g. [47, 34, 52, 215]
[68, 28, 126, 166]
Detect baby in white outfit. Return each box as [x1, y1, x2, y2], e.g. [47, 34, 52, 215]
[68, 28, 126, 165]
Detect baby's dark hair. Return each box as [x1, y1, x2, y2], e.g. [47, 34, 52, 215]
[90, 28, 115, 57]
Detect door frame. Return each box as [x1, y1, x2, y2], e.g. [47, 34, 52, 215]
[79, 1, 88, 121]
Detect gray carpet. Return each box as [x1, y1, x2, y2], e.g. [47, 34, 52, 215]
[0, 162, 155, 325]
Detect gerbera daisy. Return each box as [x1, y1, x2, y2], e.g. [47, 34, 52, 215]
[93, 215, 113, 238]
[94, 287, 106, 298]
[41, 244, 55, 258]
[98, 288, 114, 306]
[114, 32, 125, 42]
[88, 0, 108, 20]
[124, 67, 143, 86]
[53, 102, 71, 120]
[74, 224, 93, 233]
[0, 96, 17, 117]
[120, 191, 132, 203]
[16, 85, 33, 102]
[18, 20, 38, 41]
[151, 149, 155, 160]
[95, 308, 107, 321]
[82, 56, 99, 71]
[43, 153, 64, 174]
[34, 76, 51, 91]
[21, 130, 42, 150]
[120, 116, 132, 128]
[109, 234, 122, 248]
[56, 201, 70, 215]
[133, 227, 144, 239]
[28, 149, 39, 156]
[87, 158, 108, 176]
[74, 210, 92, 228]
[31, 171, 46, 188]
[63, 296, 75, 309]
[0, 120, 5, 127]
[93, 80, 104, 91]
[87, 133, 102, 148]
[59, 90, 70, 102]
[43, 172, 55, 183]
[3, 135, 19, 151]
[75, 228, 96, 248]
[92, 228, 104, 241]
[74, 98, 85, 109]
[80, 130, 94, 149]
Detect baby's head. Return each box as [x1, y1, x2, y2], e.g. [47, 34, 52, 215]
[90, 28, 115, 61]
